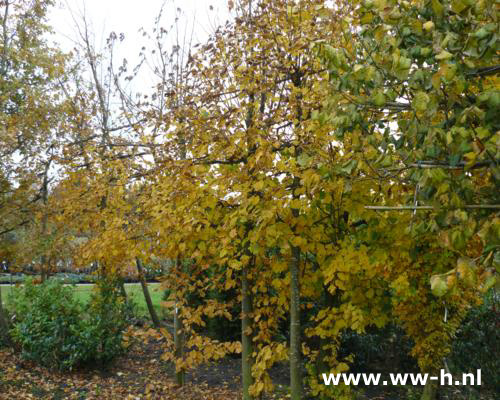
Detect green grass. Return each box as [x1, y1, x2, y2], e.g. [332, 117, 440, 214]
[1, 284, 16, 302]
[0, 283, 167, 320]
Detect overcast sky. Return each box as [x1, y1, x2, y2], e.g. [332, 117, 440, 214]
[49, 0, 229, 51]
[47, 0, 231, 98]
[48, 0, 230, 88]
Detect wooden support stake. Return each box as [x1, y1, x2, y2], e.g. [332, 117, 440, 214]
[365, 205, 500, 211]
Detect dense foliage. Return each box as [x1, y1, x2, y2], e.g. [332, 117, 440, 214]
[0, 0, 498, 399]
[449, 290, 499, 392]
[9, 279, 127, 370]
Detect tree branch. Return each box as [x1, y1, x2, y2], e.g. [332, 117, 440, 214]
[466, 65, 500, 78]
[365, 205, 500, 211]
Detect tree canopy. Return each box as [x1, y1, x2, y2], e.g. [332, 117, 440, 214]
[1, 1, 498, 399]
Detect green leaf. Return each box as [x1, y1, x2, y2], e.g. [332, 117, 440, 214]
[482, 275, 496, 292]
[457, 257, 476, 279]
[451, 0, 468, 13]
[421, 47, 432, 57]
[473, 28, 489, 39]
[340, 159, 358, 174]
[297, 153, 312, 167]
[423, 21, 435, 31]
[431, 0, 444, 17]
[435, 50, 453, 60]
[372, 90, 386, 106]
[413, 92, 430, 112]
[430, 274, 448, 297]
[360, 12, 374, 24]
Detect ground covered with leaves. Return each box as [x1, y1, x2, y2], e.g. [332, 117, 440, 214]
[1, 326, 496, 400]
[0, 327, 239, 400]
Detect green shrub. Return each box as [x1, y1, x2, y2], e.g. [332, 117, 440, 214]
[0, 274, 25, 284]
[9, 279, 86, 370]
[449, 291, 499, 392]
[9, 278, 128, 370]
[0, 312, 10, 348]
[339, 324, 418, 373]
[85, 277, 130, 365]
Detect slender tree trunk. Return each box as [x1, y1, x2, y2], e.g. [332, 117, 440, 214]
[118, 278, 127, 299]
[421, 381, 437, 400]
[174, 117, 188, 386]
[289, 143, 303, 398]
[290, 238, 302, 400]
[40, 260, 47, 283]
[40, 160, 51, 283]
[136, 258, 161, 327]
[242, 263, 255, 400]
[0, 285, 10, 344]
[241, 88, 257, 399]
[40, 211, 48, 282]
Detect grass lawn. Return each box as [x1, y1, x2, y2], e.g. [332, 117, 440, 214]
[0, 282, 167, 320]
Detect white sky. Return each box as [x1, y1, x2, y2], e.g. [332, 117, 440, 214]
[47, 0, 232, 111]
[48, 0, 230, 64]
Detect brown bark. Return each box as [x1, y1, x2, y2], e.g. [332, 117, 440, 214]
[0, 285, 11, 344]
[40, 160, 50, 283]
[290, 237, 302, 400]
[135, 258, 161, 328]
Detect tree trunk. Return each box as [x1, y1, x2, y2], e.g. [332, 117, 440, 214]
[290, 240, 302, 400]
[242, 264, 255, 400]
[289, 68, 304, 400]
[40, 160, 50, 283]
[118, 278, 127, 299]
[40, 259, 47, 283]
[135, 258, 161, 328]
[289, 159, 303, 399]
[0, 285, 11, 344]
[421, 380, 437, 400]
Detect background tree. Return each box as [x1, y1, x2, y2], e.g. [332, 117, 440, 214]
[0, 0, 70, 341]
